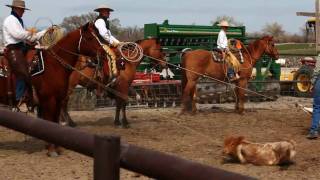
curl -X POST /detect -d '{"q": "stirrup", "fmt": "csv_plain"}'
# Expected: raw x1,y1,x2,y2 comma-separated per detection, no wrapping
106,77,117,87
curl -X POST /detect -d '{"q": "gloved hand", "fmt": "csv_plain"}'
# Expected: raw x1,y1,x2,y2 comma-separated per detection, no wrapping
27,27,37,35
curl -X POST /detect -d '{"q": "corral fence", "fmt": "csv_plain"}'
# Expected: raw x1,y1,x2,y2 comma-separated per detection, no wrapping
0,108,254,180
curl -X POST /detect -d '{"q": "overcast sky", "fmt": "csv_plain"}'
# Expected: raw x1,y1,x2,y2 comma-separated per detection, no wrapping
0,0,315,34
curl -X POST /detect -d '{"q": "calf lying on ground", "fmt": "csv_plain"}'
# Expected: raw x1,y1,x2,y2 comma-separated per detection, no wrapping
223,136,296,166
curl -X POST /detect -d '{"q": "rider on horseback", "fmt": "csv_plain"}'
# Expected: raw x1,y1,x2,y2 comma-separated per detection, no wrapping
94,4,122,84
3,0,47,109
217,20,240,81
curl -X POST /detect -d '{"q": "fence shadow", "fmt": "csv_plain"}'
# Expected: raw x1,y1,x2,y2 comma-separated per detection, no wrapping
0,137,44,154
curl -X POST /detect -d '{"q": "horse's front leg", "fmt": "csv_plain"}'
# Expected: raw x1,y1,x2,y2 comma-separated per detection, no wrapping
40,97,61,157
114,99,121,127
121,103,130,128
235,79,248,114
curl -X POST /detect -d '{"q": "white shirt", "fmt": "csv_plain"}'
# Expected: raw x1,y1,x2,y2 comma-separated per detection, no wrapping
94,18,119,45
3,15,46,46
217,29,228,49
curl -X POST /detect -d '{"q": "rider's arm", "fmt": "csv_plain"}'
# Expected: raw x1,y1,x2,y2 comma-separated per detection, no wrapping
4,16,46,43
94,19,120,46
3,16,32,41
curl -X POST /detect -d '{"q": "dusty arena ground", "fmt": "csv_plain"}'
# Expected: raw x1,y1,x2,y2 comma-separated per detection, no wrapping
0,96,319,179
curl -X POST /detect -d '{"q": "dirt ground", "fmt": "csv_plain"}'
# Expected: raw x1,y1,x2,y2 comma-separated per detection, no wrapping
0,96,319,180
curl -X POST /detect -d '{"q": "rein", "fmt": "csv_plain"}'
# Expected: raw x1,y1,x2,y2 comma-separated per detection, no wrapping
47,28,130,101
48,49,129,101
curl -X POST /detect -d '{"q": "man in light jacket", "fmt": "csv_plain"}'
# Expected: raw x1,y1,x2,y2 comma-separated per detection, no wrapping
3,0,46,108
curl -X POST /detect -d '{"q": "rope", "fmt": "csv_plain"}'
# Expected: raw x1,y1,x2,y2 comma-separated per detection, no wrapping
39,26,65,48
48,50,132,101
143,54,276,100
118,42,144,62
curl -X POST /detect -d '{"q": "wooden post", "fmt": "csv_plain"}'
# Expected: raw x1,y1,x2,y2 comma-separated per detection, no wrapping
94,135,120,180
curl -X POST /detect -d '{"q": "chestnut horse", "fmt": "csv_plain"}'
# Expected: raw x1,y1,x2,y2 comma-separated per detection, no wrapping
0,22,108,156
181,36,279,114
60,38,166,128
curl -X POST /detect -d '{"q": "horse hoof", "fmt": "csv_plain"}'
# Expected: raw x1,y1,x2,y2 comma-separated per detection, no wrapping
47,151,59,157
114,121,121,127
121,124,130,129
69,121,77,128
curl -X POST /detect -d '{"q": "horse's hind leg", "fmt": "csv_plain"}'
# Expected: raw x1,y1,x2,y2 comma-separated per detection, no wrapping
191,85,198,114
181,80,197,114
235,79,247,114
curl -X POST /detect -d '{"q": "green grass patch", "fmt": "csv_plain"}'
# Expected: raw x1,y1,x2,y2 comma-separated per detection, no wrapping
276,43,317,56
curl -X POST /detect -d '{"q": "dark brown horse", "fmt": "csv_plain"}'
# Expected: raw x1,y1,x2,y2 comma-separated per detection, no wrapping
0,22,108,156
60,38,166,128
181,36,279,114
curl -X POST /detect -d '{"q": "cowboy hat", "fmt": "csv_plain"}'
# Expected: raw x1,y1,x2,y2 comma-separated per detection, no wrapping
94,4,114,12
6,0,30,10
218,20,229,27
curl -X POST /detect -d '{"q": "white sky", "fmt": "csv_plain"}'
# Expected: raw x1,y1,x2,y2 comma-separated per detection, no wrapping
0,0,315,34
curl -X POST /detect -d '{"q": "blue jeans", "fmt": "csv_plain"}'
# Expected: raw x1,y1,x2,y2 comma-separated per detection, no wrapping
16,78,26,101
310,77,320,132
227,68,235,78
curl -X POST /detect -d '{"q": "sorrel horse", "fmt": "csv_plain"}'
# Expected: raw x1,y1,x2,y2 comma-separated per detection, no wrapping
0,22,108,156
60,38,166,128
180,36,279,114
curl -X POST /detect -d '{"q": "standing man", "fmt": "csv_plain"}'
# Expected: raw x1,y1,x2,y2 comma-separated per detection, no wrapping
217,20,240,81
94,4,122,83
3,0,46,108
307,55,320,139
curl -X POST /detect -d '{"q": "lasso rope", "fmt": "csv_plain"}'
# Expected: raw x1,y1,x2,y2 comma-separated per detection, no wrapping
118,42,144,62
144,54,277,101
39,26,65,48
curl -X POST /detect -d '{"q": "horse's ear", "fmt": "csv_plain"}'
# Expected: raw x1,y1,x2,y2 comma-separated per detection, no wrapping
82,22,90,32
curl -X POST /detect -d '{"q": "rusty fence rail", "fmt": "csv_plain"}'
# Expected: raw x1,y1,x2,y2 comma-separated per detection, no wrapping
0,108,254,180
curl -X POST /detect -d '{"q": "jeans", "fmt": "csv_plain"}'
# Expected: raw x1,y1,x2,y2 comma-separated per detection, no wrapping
16,78,26,101
227,68,235,78
310,76,320,132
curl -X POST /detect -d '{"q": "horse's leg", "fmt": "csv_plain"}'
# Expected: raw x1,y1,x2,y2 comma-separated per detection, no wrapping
191,85,198,114
181,80,197,114
121,103,130,128
235,79,248,114
41,98,60,157
114,98,121,127
61,71,80,127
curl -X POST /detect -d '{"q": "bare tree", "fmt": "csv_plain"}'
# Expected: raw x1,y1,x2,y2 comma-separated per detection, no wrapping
60,12,98,32
261,22,285,42
60,13,144,42
211,15,244,26
118,26,144,41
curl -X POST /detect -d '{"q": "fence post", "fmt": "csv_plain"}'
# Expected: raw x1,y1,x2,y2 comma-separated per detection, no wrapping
94,135,120,180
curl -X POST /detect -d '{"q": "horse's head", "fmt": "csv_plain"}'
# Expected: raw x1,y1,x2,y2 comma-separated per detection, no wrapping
137,38,167,68
78,22,106,58
262,36,279,60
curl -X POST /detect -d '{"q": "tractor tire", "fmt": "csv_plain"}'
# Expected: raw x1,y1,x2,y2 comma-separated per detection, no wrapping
293,65,313,97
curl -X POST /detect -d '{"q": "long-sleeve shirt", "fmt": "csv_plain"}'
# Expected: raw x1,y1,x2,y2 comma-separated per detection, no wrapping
311,56,320,85
3,15,46,46
217,29,228,49
94,18,119,46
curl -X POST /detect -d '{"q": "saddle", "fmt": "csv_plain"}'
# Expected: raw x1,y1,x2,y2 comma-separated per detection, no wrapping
0,48,45,78
211,39,244,64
